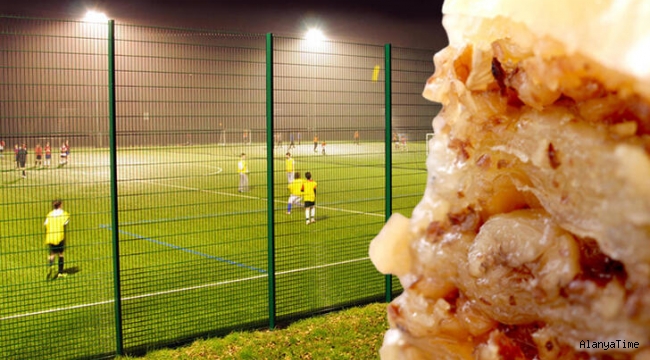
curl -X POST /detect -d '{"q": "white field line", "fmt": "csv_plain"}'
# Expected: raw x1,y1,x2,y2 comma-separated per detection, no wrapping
0,257,370,321
318,204,383,218
145,180,260,200
204,167,223,176
3,162,382,218
145,180,384,218
0,163,222,187
178,164,223,175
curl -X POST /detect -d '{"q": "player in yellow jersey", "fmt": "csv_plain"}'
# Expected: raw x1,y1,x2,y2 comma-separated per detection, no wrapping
286,172,304,215
237,153,249,192
285,152,295,183
44,199,70,280
301,172,317,224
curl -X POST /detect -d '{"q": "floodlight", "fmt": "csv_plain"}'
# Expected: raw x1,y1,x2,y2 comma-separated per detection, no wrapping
83,10,108,23
305,28,326,44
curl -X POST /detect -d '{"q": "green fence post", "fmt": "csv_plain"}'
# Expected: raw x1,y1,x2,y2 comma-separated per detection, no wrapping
384,43,393,303
108,19,124,355
266,32,276,330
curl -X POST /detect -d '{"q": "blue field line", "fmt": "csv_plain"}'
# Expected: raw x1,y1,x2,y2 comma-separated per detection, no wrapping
99,224,267,274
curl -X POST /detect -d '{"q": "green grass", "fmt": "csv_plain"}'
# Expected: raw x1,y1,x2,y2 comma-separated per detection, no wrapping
118,302,388,360
0,141,424,359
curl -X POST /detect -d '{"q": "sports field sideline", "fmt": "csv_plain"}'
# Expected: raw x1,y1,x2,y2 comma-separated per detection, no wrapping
0,140,426,359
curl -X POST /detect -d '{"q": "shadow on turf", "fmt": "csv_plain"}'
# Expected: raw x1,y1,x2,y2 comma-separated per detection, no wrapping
62,266,81,275
301,215,329,227
47,267,81,281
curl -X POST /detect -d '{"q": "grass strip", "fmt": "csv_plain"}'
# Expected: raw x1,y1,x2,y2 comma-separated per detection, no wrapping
119,303,388,359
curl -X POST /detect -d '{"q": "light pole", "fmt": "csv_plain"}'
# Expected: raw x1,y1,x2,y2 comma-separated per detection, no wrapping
83,11,108,148
303,28,326,144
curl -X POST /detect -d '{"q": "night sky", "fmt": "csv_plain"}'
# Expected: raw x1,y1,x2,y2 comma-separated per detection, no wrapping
0,0,447,49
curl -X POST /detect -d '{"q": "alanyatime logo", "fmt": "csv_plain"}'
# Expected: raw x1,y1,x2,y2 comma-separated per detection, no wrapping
579,340,640,351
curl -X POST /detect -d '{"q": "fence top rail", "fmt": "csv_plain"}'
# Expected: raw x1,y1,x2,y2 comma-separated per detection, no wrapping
0,14,265,37
0,15,438,55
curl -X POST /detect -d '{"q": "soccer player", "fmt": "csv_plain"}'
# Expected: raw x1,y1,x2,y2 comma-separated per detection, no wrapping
288,133,296,150
0,140,4,157
44,142,52,167
321,140,326,155
35,144,43,167
17,143,27,178
285,152,295,183
237,153,249,192
313,135,319,153
275,133,282,148
354,130,360,145
59,142,68,166
286,172,303,215
302,171,317,224
399,134,408,151
13,144,19,168
44,199,70,280
65,140,71,164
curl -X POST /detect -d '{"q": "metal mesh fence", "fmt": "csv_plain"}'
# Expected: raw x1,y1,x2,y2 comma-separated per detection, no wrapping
112,24,270,351
0,17,116,360
0,16,440,359
272,37,387,320
390,46,438,296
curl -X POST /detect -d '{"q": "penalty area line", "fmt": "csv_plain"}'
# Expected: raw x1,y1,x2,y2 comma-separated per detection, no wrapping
143,180,260,200
144,180,384,218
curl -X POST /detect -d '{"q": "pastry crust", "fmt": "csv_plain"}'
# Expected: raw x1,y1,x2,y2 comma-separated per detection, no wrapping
370,0,650,358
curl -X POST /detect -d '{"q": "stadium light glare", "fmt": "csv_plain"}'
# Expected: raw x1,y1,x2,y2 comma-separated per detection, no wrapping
305,28,326,44
82,10,108,147
303,28,326,141
82,10,109,23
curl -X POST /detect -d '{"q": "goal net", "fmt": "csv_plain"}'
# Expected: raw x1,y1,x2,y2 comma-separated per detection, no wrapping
426,133,435,155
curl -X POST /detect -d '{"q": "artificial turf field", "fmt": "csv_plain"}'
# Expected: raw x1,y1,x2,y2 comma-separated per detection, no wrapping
0,140,426,359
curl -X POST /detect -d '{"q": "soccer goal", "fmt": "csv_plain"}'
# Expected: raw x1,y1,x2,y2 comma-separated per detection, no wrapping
426,133,435,155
